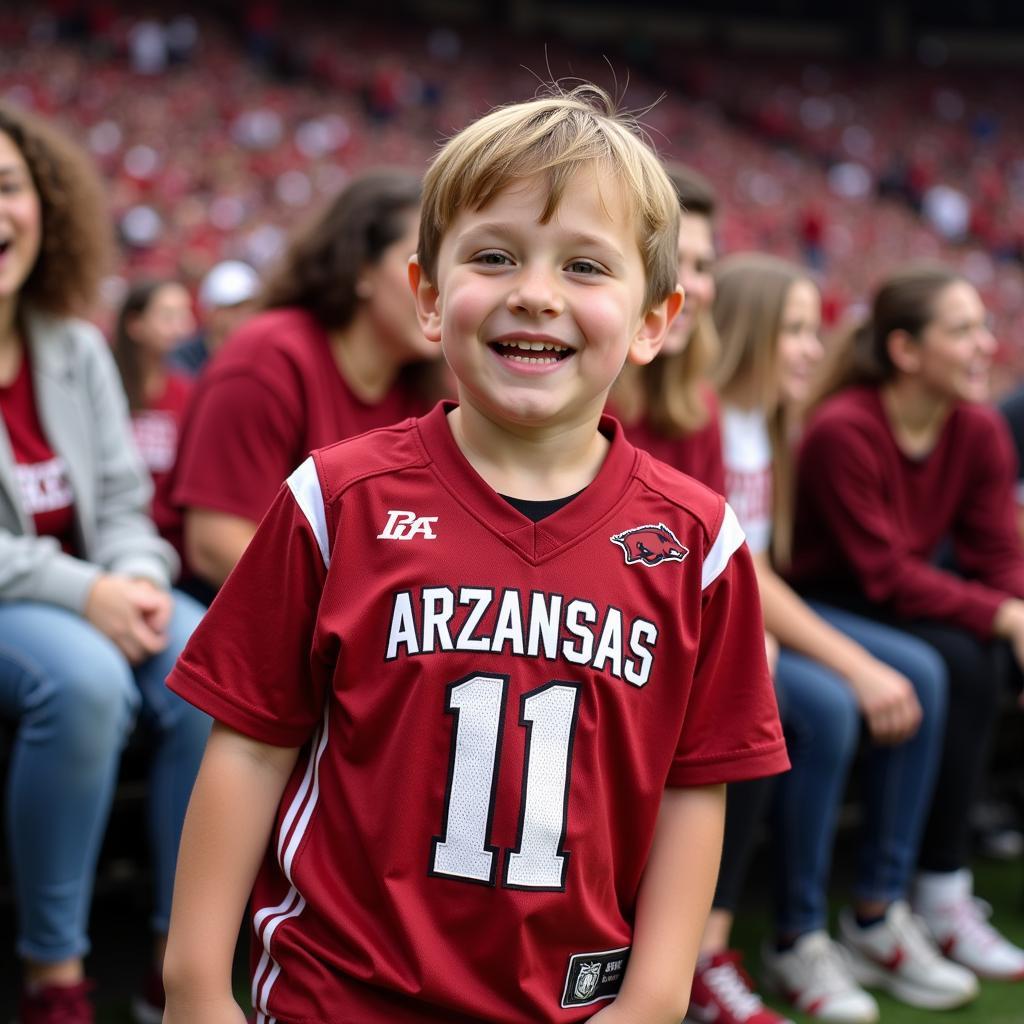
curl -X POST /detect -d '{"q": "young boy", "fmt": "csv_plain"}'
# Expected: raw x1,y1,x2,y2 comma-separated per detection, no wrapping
162,85,789,1024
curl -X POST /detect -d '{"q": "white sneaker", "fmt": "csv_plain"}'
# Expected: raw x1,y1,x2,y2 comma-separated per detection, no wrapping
761,931,879,1023
913,869,1024,981
838,901,978,1009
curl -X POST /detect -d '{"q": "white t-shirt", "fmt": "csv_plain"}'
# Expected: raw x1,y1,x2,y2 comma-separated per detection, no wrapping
721,405,773,556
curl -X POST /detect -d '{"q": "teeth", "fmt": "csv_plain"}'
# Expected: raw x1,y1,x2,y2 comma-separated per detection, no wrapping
506,353,561,363
503,339,568,352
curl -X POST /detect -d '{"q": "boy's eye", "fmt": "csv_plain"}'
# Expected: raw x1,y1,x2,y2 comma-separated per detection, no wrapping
473,251,512,267
566,259,603,275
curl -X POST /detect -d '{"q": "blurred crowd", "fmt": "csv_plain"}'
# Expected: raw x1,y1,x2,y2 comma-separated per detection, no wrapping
1,4,1023,385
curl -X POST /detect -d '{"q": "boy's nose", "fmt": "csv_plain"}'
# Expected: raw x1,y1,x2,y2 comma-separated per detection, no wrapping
507,267,564,317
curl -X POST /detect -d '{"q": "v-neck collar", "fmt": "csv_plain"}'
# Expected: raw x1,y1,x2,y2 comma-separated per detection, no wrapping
414,401,642,564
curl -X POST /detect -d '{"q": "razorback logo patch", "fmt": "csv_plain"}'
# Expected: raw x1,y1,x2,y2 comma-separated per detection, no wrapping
611,523,689,567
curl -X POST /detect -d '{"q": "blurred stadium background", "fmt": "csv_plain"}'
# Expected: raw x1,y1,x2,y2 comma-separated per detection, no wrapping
1,1,1023,1018
3,0,1024,384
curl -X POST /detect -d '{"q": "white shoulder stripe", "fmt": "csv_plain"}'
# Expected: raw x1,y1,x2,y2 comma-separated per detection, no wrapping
286,457,330,568
702,503,746,590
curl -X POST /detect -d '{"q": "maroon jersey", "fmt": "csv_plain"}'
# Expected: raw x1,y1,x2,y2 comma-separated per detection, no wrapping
169,403,787,1024
791,386,1024,636
617,386,727,496
131,372,192,555
0,349,76,552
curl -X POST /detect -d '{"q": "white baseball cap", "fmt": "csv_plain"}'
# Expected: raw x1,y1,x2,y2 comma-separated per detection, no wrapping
198,260,260,310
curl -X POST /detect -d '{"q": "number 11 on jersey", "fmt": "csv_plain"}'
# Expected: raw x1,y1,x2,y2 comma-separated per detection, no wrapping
431,674,581,891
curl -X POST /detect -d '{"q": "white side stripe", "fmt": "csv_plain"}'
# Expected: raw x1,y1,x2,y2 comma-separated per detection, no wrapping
287,457,330,568
251,706,331,1018
702,503,746,590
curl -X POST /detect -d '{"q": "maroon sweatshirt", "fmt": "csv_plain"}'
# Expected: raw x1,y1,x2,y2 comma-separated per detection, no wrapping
789,386,1024,637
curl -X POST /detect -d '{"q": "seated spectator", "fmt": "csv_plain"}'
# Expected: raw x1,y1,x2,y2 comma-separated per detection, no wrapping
792,261,1024,984
167,260,259,377
171,168,444,592
0,101,209,1023
112,279,195,561
699,254,969,1023
610,162,725,494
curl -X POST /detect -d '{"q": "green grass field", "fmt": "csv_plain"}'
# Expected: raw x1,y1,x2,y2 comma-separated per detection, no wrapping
86,858,1023,1023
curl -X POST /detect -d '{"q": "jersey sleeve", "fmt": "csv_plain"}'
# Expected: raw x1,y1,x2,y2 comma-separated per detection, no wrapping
172,369,304,524
167,457,332,746
668,504,789,787
802,415,1010,637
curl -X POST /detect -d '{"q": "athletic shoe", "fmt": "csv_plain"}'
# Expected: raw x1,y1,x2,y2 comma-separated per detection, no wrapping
912,869,1024,981
838,901,978,1009
17,980,94,1024
130,970,165,1024
686,950,794,1024
761,931,878,1023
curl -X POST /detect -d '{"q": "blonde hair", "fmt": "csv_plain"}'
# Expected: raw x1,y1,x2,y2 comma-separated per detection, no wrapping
418,84,680,313
713,252,815,568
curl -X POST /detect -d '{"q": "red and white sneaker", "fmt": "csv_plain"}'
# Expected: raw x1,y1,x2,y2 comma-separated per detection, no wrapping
687,950,794,1024
17,980,95,1024
913,869,1024,981
762,931,879,1023
839,901,978,1009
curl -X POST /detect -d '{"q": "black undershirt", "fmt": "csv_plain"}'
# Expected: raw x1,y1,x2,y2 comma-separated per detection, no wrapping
500,489,585,522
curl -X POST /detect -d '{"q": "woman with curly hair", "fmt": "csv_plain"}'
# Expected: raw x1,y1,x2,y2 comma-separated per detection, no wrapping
171,168,444,595
0,102,209,1023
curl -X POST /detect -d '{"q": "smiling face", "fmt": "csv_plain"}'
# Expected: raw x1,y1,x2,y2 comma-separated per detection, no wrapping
911,280,995,404
776,277,823,406
412,167,677,435
0,130,42,311
661,211,715,356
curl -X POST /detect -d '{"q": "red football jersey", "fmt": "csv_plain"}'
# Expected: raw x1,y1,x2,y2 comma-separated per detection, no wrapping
169,403,787,1024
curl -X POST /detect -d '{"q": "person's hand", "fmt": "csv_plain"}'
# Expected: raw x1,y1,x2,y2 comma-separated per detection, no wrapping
845,655,922,745
131,576,174,635
83,574,170,664
587,999,679,1024
994,599,1024,688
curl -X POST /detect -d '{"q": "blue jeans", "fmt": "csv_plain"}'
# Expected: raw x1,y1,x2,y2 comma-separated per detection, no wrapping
772,603,947,936
0,592,210,963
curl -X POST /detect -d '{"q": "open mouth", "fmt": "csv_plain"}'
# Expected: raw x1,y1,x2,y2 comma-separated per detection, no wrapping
489,339,573,365
0,240,10,258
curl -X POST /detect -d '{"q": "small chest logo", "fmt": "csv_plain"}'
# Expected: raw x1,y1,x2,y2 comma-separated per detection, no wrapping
377,509,439,540
611,523,688,567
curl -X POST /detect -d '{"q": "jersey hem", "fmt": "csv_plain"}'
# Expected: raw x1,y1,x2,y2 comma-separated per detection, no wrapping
667,739,789,787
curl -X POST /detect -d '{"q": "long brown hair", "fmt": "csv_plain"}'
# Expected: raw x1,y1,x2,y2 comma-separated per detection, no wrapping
0,102,111,317
811,262,963,407
713,252,814,568
260,168,421,329
260,167,443,403
638,163,720,436
112,279,167,412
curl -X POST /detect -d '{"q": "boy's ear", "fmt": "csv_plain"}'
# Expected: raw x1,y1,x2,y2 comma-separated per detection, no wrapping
408,255,443,344
627,285,685,366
